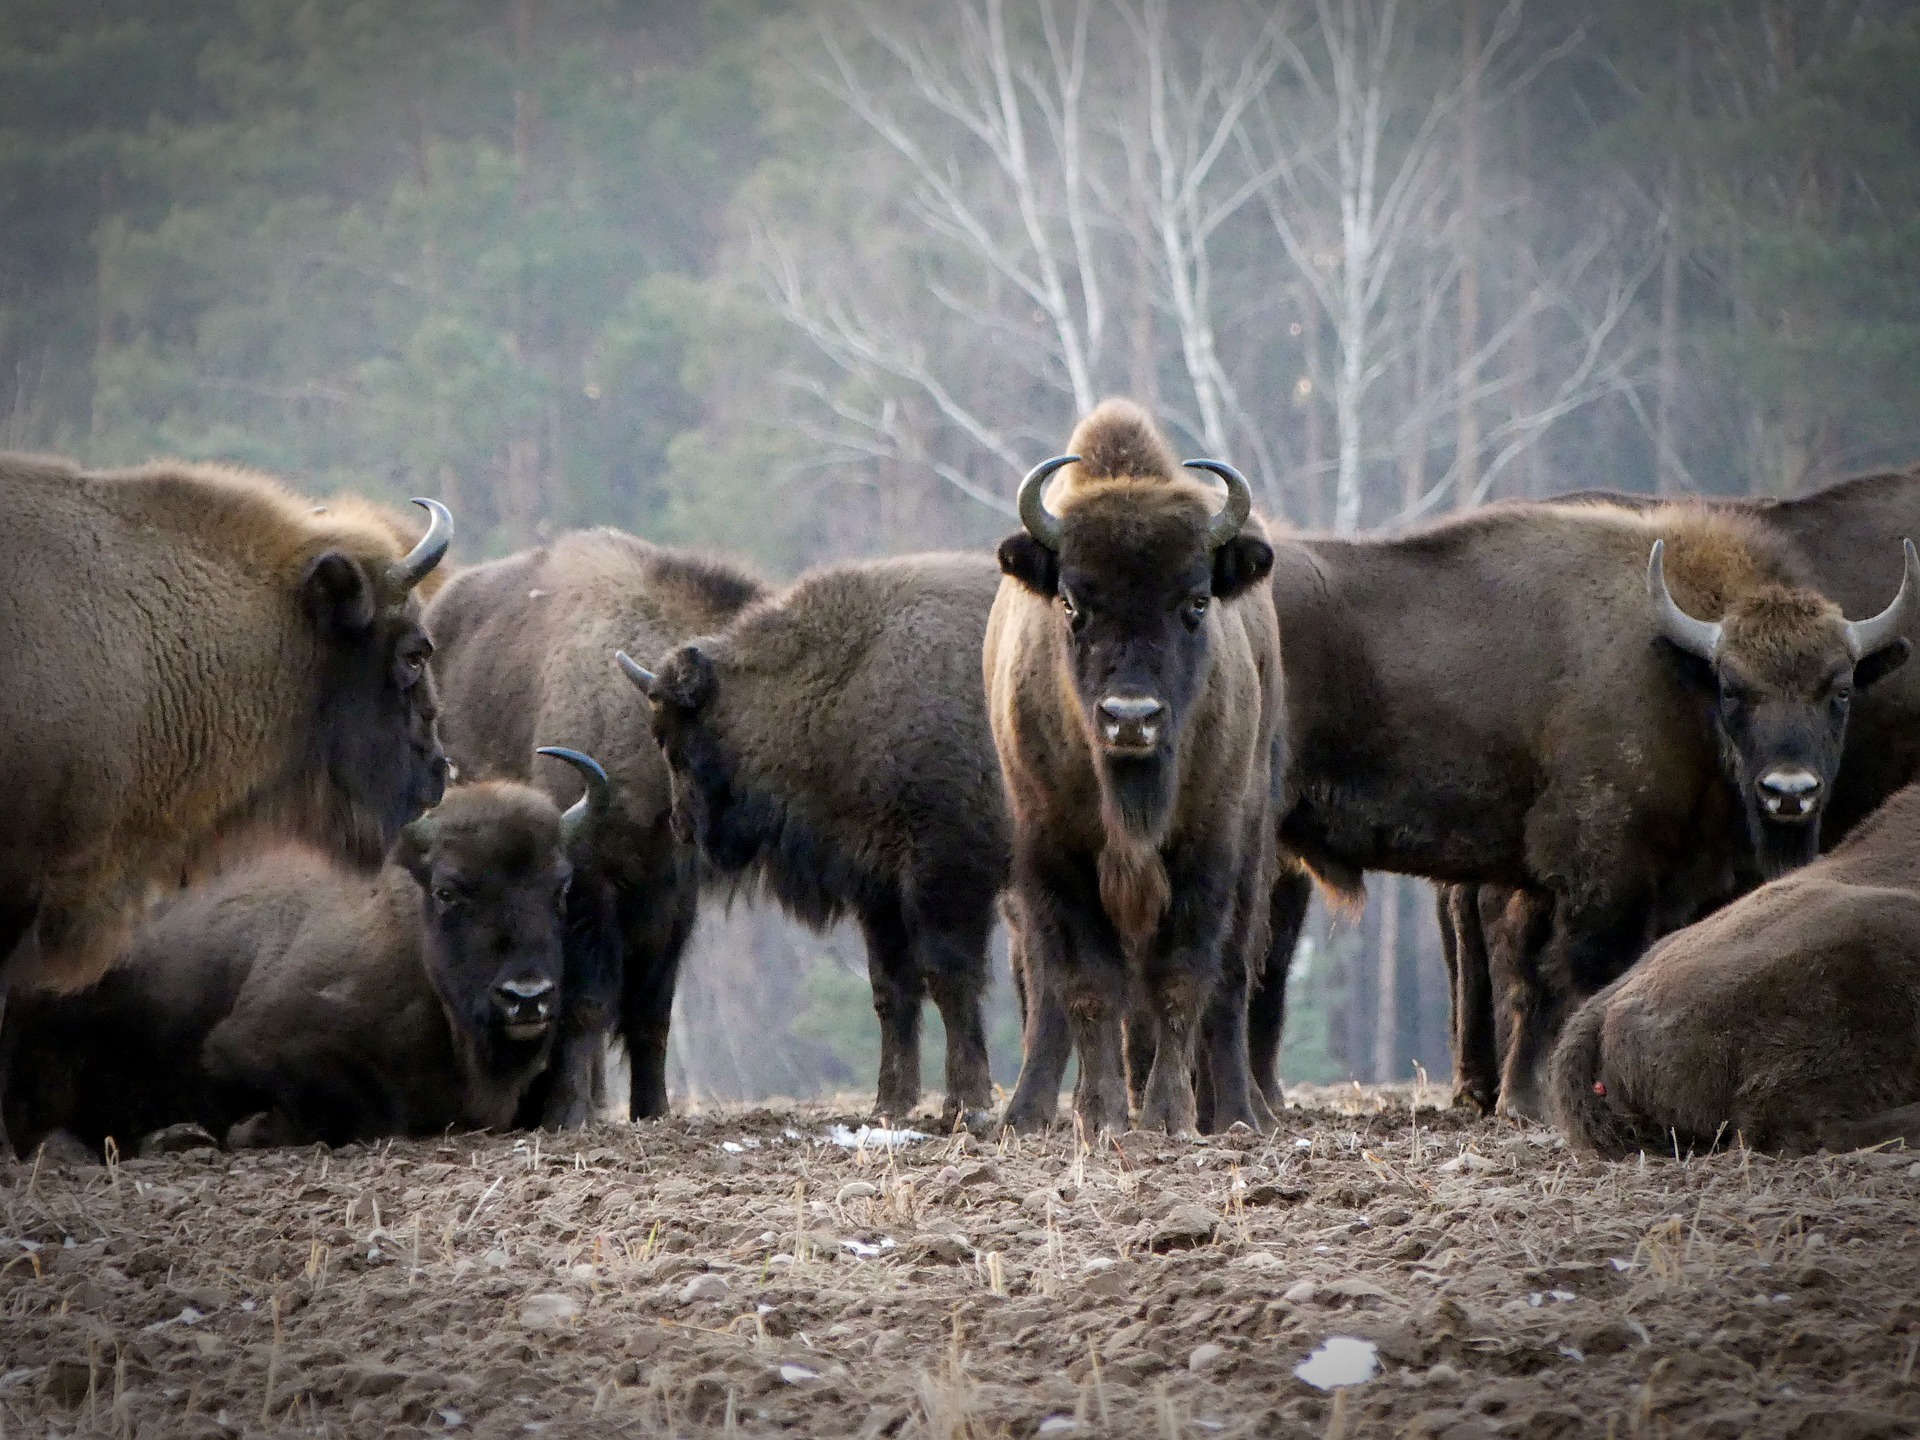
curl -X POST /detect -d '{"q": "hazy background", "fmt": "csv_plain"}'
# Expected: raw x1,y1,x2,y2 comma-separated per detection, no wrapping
5,0,1918,1101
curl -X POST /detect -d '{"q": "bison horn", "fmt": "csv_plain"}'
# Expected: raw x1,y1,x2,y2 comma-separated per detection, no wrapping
1646,540,1722,661
536,746,611,851
391,498,453,592
1183,459,1254,547
614,649,659,699
1842,539,1920,661
1017,455,1078,551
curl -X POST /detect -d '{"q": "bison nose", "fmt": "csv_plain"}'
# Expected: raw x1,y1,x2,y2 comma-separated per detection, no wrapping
492,976,556,1029
1096,694,1164,753
1758,766,1822,822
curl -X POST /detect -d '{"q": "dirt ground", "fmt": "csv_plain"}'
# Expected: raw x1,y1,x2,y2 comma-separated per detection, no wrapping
3,1085,1918,1439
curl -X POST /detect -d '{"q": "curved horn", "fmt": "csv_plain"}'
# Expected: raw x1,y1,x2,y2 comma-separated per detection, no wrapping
614,649,659,699
1646,540,1721,661
1017,455,1078,551
1843,538,1920,660
391,498,453,591
536,746,611,851
1183,459,1253,547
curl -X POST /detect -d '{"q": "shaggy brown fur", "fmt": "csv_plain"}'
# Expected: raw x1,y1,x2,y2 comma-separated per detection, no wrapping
1271,489,1914,1120
198,782,576,1146
988,399,1283,1136
1551,782,1920,1157
640,553,1006,1128
426,529,768,1121
0,452,450,1002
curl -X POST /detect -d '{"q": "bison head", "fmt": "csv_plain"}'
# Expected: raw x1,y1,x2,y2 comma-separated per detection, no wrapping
1649,537,1918,876
616,646,766,870
305,498,454,859
394,756,606,1065
997,452,1273,787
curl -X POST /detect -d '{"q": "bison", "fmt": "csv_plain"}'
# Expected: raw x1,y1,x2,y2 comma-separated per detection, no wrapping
1438,468,1920,1116
0,454,452,1152
1264,497,1917,1119
986,399,1284,1136
1551,781,1920,1157
425,529,768,1121
619,552,1005,1128
3,753,610,1155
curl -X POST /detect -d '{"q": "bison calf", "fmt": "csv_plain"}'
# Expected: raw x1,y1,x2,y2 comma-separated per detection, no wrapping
622,552,1005,1129
1552,783,1920,1157
987,399,1283,1136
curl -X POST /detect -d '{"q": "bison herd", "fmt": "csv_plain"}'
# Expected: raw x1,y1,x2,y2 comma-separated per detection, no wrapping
5,406,1920,1163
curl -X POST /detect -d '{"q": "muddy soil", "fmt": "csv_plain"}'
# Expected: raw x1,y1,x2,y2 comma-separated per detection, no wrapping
3,1086,1918,1438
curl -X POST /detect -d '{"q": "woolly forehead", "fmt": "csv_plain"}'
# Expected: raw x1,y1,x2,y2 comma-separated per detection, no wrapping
1050,477,1229,586
411,784,565,872
1718,588,1852,682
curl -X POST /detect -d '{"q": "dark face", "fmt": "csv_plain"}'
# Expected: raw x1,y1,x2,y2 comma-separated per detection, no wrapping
999,497,1273,782
645,645,765,871
398,796,570,1055
304,553,449,860
1677,606,1909,876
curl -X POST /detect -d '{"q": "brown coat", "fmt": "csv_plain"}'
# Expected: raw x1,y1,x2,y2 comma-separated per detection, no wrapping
1551,783,1920,1157
0,453,449,994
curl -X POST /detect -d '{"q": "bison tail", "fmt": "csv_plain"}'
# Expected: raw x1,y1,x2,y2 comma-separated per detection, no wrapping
1547,994,1641,1159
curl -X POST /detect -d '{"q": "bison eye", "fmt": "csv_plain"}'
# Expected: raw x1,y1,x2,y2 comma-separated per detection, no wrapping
1058,591,1079,621
432,883,463,909
1183,594,1210,630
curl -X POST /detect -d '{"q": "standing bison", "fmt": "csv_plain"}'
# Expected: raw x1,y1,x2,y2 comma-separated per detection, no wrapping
1265,498,1917,1118
5,752,610,1154
0,454,451,1150
621,552,1005,1129
1552,782,1920,1157
426,530,767,1121
987,399,1283,1136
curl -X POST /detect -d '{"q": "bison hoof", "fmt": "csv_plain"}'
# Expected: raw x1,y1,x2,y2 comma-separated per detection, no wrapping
137,1122,221,1158
943,1105,996,1137
1451,1083,1496,1115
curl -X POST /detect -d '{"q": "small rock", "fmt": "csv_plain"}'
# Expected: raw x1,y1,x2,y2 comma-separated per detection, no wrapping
679,1273,730,1303
1188,1342,1227,1373
1021,1188,1060,1214
1294,1335,1379,1390
956,1161,999,1187
1233,1250,1284,1271
836,1181,877,1205
137,1123,222,1158
1081,1263,1131,1299
519,1294,578,1329
1283,1280,1319,1304
907,1233,972,1265
1146,1203,1219,1252
1437,1151,1497,1175
1423,1362,1461,1388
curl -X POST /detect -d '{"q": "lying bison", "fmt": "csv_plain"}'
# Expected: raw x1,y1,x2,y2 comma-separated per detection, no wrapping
1267,499,1917,1118
427,530,767,1121
4,754,610,1155
621,552,1005,1128
1552,782,1920,1157
987,399,1283,1135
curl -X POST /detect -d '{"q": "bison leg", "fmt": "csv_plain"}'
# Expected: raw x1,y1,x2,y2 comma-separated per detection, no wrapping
858,900,925,1121
1501,894,1639,1121
0,901,39,1160
1065,973,1131,1138
1816,1103,1920,1155
1135,977,1203,1137
1002,937,1071,1134
915,922,993,1131
1441,885,1498,1114
1248,867,1311,1111
616,870,697,1122
1124,1006,1157,1112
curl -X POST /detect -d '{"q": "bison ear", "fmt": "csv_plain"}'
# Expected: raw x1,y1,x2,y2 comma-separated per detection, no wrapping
1211,535,1274,601
998,534,1058,598
657,645,716,714
1856,637,1912,691
302,551,378,639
